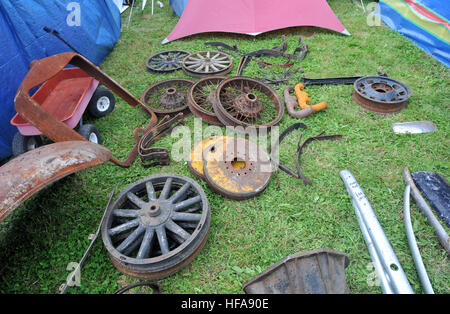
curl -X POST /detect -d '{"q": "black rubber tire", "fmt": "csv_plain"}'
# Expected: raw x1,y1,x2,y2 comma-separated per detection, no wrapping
78,124,102,144
87,87,115,118
11,132,43,157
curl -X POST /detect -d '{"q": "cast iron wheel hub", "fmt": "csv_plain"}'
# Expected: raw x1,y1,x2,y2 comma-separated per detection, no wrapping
140,78,195,115
232,93,263,119
102,174,211,280
352,76,410,113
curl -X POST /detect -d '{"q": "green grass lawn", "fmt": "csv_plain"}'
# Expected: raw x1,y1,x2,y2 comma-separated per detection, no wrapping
0,0,448,294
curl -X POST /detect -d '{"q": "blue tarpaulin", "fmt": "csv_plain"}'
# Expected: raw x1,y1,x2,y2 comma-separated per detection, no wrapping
0,0,121,161
169,0,188,17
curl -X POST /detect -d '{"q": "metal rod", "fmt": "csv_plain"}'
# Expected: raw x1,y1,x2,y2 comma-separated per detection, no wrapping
403,185,434,294
60,185,117,294
402,167,450,255
340,170,414,294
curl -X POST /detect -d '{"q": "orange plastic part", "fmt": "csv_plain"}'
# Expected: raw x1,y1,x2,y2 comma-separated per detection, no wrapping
294,83,328,113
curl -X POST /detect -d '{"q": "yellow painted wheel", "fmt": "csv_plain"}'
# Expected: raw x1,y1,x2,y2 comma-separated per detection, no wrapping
187,136,228,180
203,137,272,200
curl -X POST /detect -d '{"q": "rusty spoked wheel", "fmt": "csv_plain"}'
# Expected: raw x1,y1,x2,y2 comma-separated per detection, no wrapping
101,174,211,280
188,76,227,125
203,137,272,200
140,79,195,115
146,50,190,73
213,77,284,132
182,51,233,78
352,76,410,113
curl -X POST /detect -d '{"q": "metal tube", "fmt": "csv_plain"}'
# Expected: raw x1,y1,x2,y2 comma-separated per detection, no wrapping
340,170,414,294
403,185,434,294
402,167,450,255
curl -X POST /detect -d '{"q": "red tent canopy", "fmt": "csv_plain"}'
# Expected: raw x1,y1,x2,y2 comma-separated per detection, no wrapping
162,0,349,44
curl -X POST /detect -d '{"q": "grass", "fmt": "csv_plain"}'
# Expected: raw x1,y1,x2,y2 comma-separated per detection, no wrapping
0,0,449,294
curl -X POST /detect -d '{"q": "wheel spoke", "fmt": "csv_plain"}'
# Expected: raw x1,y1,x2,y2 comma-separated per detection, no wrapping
169,182,191,203
172,212,202,222
108,219,140,236
113,209,139,218
136,228,155,259
146,181,157,200
159,178,173,200
116,225,145,253
156,226,169,255
127,192,147,208
165,219,191,241
173,195,202,211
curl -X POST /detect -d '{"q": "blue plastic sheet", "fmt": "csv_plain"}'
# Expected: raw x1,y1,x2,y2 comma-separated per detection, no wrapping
169,0,188,17
0,0,121,160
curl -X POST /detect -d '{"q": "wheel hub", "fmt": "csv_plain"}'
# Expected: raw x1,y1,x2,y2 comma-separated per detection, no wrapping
139,201,170,225
160,88,185,110
232,93,263,119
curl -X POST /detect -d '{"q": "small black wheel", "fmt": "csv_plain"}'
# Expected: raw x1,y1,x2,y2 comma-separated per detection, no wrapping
87,88,116,118
12,132,42,156
78,124,102,144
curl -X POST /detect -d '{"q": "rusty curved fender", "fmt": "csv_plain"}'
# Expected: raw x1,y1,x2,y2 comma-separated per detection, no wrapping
0,141,111,222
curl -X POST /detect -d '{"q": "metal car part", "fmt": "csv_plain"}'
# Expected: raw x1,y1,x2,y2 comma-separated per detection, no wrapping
188,136,228,180
403,185,434,294
13,52,158,167
101,174,211,279
213,76,284,132
243,248,350,294
340,170,414,294
352,76,410,113
187,76,227,125
392,121,437,134
60,185,117,294
403,167,450,255
182,51,233,78
202,137,272,200
140,78,195,115
0,141,111,222
146,50,190,73
138,113,184,168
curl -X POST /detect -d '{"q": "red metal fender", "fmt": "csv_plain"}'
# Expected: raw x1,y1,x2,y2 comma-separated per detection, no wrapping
0,141,111,222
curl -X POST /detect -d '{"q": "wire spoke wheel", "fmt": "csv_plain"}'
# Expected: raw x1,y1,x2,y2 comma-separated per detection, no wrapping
102,174,211,279
140,78,195,115
182,51,233,78
188,76,227,125
146,50,190,73
213,77,284,131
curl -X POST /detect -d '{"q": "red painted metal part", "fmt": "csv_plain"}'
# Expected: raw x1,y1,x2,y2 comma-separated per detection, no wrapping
0,141,112,222
14,52,158,166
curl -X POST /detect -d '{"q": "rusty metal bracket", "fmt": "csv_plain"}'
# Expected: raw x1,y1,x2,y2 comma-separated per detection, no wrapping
14,52,158,167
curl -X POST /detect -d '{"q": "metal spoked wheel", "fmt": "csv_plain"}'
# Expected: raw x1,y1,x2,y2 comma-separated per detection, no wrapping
102,174,211,280
146,50,190,73
188,76,227,125
352,76,411,113
213,76,284,132
182,51,233,78
140,78,195,115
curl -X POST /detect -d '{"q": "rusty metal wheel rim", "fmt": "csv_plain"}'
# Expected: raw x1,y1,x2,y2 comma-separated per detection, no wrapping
352,76,410,113
202,137,272,200
146,50,190,73
213,77,284,130
182,51,233,78
140,79,195,115
101,174,210,279
188,76,227,125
